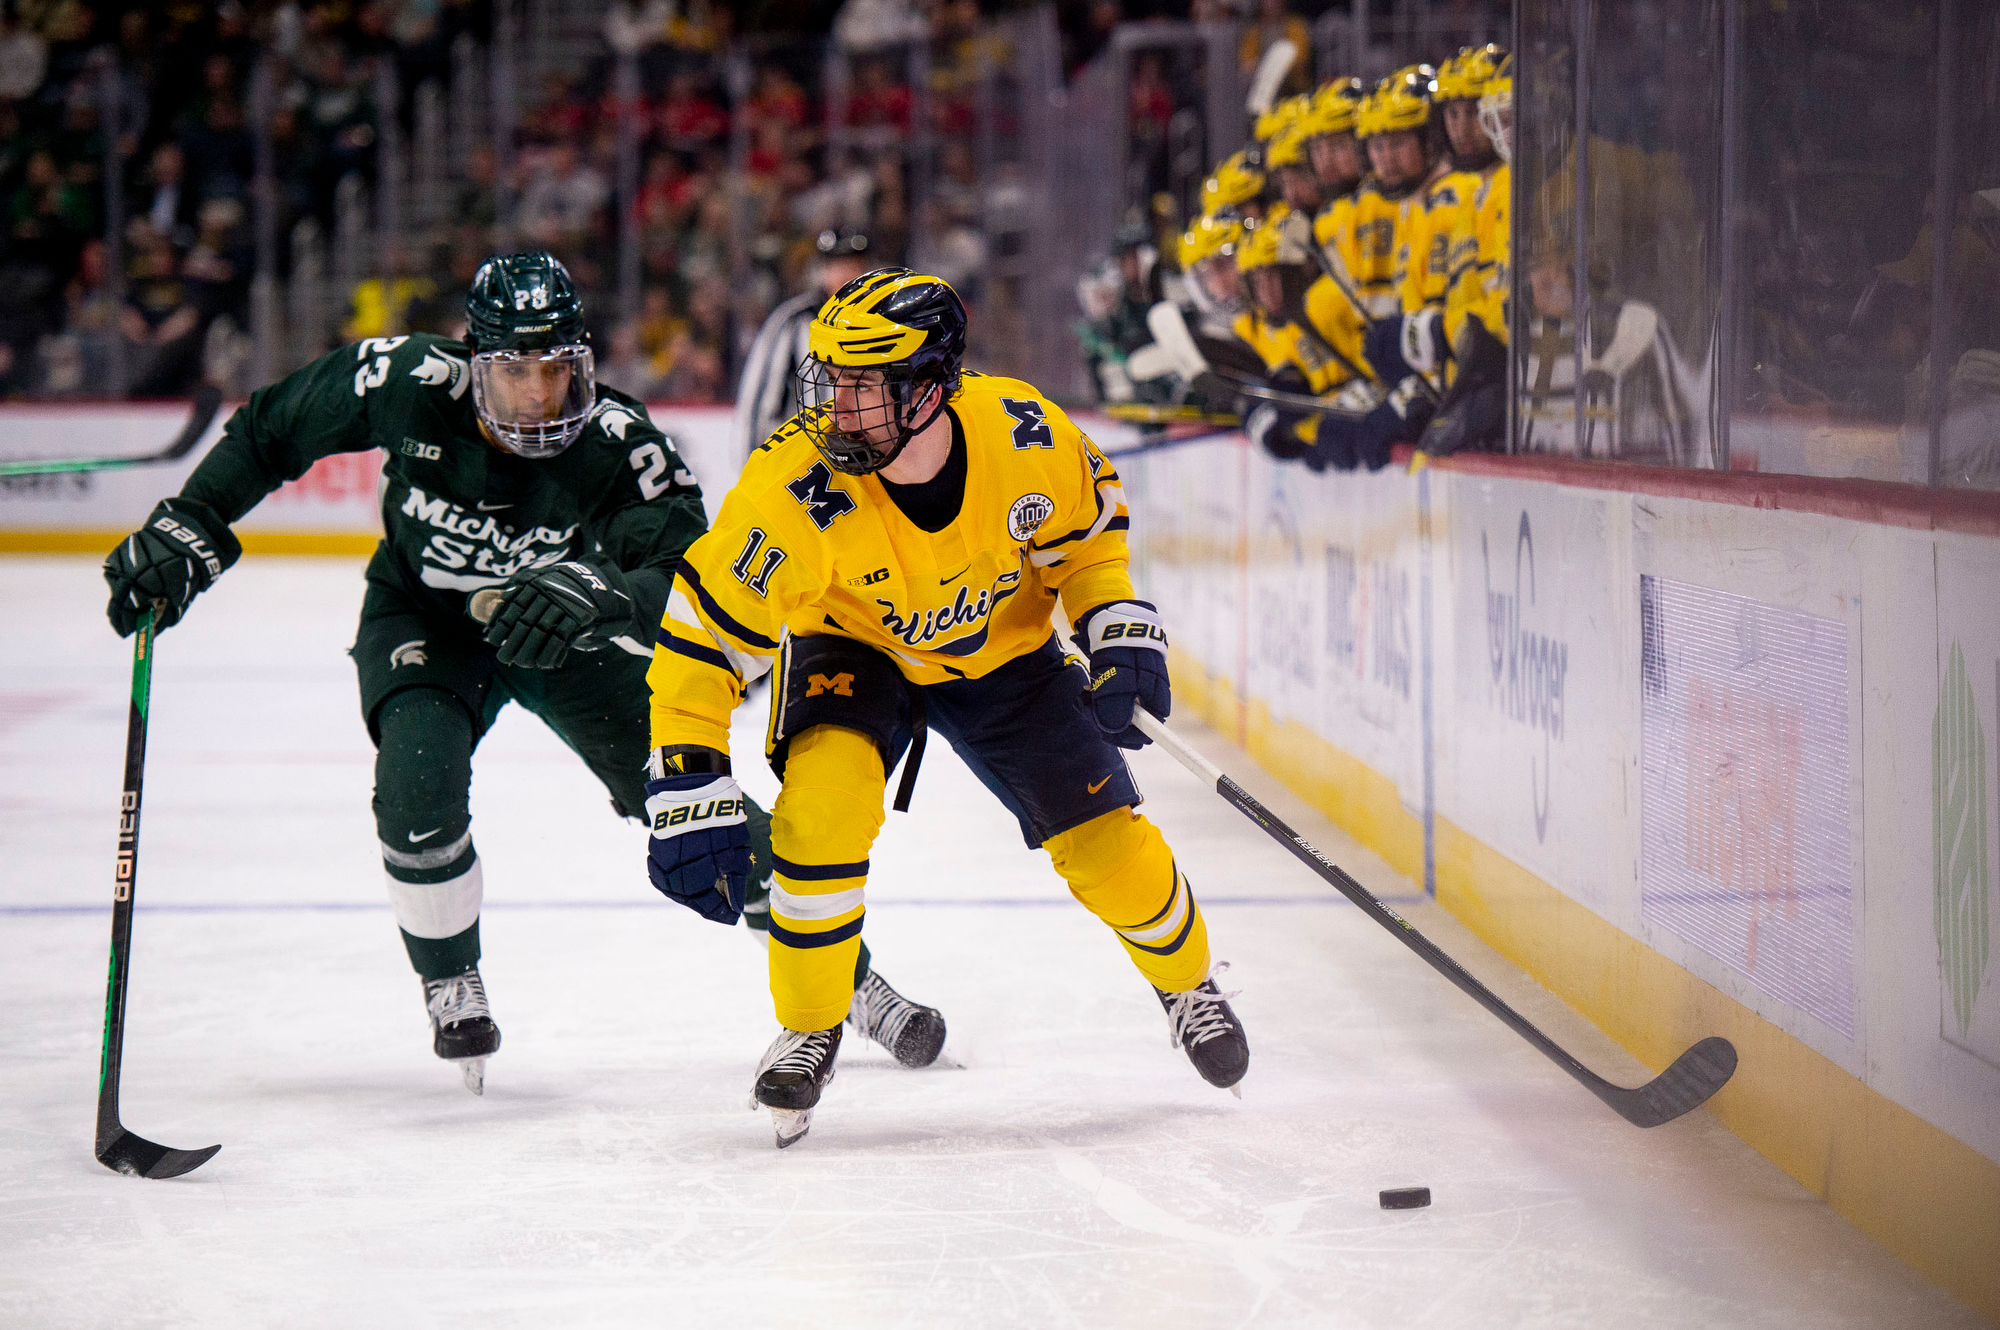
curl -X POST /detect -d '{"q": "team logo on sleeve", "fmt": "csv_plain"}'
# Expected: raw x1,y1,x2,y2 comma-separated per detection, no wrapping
1007,493,1054,542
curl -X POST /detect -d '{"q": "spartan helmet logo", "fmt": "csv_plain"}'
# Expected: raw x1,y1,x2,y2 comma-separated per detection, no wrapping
390,639,429,669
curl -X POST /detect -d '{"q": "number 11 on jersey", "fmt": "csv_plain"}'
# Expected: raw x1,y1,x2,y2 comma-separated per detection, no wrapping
732,528,786,597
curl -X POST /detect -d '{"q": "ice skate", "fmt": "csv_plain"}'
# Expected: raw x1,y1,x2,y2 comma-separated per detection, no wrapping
847,971,947,1068
1156,962,1248,1095
751,1025,841,1148
424,969,501,1095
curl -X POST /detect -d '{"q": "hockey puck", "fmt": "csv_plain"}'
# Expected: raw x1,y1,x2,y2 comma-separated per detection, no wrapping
468,587,504,624
1379,1186,1430,1210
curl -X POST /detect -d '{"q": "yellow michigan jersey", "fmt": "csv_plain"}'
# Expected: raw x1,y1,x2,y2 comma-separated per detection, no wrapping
1445,162,1510,350
1302,275,1371,381
1395,167,1478,316
1231,307,1348,394
1315,185,1402,319
648,371,1135,752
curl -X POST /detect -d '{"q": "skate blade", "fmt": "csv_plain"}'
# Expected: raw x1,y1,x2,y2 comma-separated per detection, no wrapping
1229,1082,1242,1100
770,1106,813,1149
455,1057,487,1096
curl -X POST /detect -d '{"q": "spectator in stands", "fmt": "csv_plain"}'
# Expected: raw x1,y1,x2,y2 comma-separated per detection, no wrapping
657,70,726,149
517,140,608,249
0,8,47,103
120,220,207,396
140,142,197,252
833,0,926,54
177,55,255,207
604,0,672,56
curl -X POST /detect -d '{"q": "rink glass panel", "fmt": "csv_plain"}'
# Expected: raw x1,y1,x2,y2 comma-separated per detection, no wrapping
1512,0,2000,491
1724,0,1939,482
1512,0,1578,454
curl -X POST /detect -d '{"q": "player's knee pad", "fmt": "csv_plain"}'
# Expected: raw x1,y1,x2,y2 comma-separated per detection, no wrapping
1047,809,1210,991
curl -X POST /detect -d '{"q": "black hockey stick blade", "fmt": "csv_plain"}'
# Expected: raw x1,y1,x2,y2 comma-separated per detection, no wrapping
1588,1035,1738,1129
97,1130,221,1180
0,384,224,477
1132,708,1739,1128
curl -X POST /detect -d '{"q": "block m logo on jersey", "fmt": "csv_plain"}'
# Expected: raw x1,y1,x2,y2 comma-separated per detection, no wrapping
807,672,855,697
786,462,857,532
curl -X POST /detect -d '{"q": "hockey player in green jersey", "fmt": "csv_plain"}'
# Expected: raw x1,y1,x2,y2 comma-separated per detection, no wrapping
101,252,946,1093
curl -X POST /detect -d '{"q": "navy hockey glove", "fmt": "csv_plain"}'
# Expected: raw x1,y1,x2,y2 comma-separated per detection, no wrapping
1074,600,1170,749
644,752,750,926
1356,376,1437,471
103,497,241,637
483,559,638,669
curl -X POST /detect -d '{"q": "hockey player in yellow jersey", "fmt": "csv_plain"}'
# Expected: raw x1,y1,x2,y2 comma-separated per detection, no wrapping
1424,52,1514,455
1312,65,1448,468
643,269,1249,1146
1401,46,1507,389
1227,218,1382,469
1310,79,1377,304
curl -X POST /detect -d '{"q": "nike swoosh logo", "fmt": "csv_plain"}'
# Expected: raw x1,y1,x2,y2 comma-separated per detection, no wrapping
1087,776,1111,795
476,501,512,511
940,565,970,585
408,827,444,843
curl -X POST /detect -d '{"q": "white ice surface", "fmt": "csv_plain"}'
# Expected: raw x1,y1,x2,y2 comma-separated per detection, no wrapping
0,556,1981,1329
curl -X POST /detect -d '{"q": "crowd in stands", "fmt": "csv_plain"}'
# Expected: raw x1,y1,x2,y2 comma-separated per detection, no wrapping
0,0,1093,402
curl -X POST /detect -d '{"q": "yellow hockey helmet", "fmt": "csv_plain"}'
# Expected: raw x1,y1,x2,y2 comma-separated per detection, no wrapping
1433,44,1507,103
1179,213,1243,269
1253,93,1310,145
1297,76,1366,139
1200,153,1266,217
1359,64,1434,137
798,267,967,474
1265,120,1311,171
1234,219,1283,273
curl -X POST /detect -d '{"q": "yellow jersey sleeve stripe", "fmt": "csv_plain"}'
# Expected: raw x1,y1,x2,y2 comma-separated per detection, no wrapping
666,586,773,682
678,561,781,652
653,623,736,676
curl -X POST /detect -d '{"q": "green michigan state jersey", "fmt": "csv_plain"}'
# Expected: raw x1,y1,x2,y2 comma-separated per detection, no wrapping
179,333,707,626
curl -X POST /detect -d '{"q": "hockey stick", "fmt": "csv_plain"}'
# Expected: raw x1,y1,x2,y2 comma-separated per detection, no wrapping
1132,708,1738,1128
1,385,224,478
96,604,221,1179
1146,304,1372,420
1246,40,1297,118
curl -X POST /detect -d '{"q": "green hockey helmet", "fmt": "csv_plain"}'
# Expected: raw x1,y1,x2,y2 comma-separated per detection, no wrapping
464,252,595,458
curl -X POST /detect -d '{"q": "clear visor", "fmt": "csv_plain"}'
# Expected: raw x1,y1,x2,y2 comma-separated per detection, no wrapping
1186,253,1244,326
470,346,596,458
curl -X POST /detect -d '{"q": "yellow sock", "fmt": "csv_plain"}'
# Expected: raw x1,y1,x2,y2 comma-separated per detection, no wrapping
1046,809,1211,993
768,725,885,1030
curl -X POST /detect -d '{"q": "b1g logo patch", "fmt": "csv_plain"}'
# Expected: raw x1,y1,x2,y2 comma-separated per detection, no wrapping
1008,493,1054,542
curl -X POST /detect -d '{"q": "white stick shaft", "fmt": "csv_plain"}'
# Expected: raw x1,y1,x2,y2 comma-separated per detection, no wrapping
1134,708,1225,785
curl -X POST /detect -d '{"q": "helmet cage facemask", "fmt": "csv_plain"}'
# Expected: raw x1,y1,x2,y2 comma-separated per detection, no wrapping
795,355,955,476
470,345,596,459
1478,91,1513,164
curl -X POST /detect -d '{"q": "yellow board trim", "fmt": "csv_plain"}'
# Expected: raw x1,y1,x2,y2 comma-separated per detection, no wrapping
1169,644,2000,1326
1,531,378,556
